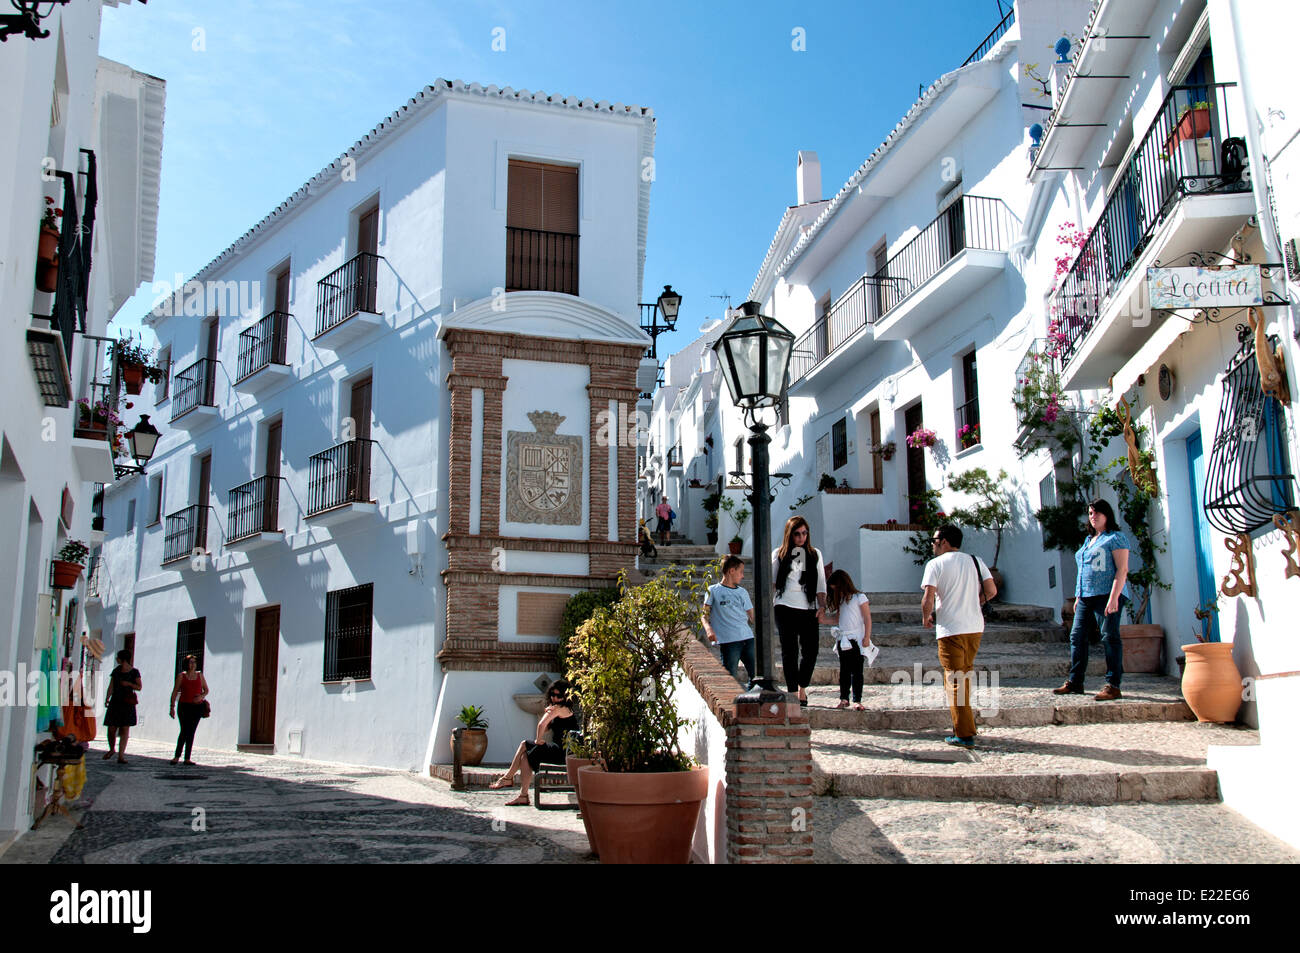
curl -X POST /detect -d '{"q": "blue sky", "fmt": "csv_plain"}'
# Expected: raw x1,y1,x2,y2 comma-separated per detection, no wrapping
102,0,1010,355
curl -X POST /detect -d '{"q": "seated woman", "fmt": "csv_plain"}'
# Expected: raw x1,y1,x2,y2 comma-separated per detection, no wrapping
489,680,578,806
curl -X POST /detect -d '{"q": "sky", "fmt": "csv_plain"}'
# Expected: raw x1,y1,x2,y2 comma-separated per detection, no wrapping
101,0,1013,356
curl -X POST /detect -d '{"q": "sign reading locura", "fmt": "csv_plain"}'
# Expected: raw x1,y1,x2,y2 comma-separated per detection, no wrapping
1147,264,1263,310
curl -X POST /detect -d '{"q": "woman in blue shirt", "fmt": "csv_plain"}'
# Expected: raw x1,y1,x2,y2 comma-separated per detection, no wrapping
1054,498,1130,701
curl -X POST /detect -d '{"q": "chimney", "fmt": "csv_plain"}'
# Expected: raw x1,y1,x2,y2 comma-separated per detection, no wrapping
797,151,821,205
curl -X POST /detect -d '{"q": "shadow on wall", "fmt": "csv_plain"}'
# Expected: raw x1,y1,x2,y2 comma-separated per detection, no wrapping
1231,595,1259,728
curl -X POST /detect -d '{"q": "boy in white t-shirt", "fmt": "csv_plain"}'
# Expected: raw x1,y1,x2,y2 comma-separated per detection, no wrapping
921,524,996,748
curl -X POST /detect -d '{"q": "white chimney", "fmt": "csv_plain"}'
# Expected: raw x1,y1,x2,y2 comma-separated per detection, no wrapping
797,151,821,205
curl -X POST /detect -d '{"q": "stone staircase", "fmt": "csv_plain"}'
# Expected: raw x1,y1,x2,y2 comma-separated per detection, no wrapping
639,551,1261,808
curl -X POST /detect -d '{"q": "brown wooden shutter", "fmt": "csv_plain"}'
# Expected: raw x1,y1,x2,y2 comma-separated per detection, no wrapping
543,164,578,234
507,160,545,230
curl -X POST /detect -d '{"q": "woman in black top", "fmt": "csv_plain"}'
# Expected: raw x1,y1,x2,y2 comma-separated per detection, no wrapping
102,650,142,764
490,679,579,806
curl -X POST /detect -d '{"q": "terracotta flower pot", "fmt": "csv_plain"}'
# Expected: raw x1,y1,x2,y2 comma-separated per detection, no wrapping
1121,624,1164,674
451,728,488,766
121,363,145,395
51,560,85,590
1062,597,1077,628
578,765,707,864
38,225,59,264
728,540,743,555
987,566,1005,600
1180,642,1242,723
36,258,58,293
566,756,599,856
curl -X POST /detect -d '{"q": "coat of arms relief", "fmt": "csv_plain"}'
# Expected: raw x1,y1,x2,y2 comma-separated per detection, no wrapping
505,411,584,525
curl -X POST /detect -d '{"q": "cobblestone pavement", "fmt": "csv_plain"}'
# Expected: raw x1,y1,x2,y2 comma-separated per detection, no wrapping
1,739,595,865
814,797,1300,863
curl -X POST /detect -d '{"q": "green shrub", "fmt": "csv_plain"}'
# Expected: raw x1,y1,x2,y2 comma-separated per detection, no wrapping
558,587,620,675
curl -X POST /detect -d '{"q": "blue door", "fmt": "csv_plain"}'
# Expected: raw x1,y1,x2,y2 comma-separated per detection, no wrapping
1185,431,1220,641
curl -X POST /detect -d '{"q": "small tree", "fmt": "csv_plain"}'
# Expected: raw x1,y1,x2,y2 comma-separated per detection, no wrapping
946,468,1015,569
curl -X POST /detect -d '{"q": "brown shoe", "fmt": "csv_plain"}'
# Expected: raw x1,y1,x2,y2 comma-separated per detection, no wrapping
1052,682,1084,695
1094,684,1122,701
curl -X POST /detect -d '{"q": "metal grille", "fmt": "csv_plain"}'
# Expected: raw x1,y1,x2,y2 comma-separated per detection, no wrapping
237,310,289,380
175,618,206,677
324,584,373,681
316,252,381,335
307,439,374,515
960,5,1015,68
955,396,981,449
506,226,579,295
1052,83,1248,367
1204,330,1296,534
228,475,279,541
163,504,207,564
171,358,218,420
86,554,101,598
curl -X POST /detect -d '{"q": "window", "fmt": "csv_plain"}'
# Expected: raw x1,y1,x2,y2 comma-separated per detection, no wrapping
957,350,981,449
157,346,170,400
506,159,579,294
121,633,136,663
325,583,373,681
147,473,163,525
126,498,136,530
175,617,205,676
832,417,848,471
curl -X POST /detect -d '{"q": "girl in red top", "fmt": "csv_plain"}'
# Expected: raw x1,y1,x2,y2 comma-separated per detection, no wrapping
169,655,209,765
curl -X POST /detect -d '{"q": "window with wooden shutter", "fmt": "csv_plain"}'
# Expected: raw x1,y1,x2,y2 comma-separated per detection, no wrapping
176,617,206,676
506,160,579,294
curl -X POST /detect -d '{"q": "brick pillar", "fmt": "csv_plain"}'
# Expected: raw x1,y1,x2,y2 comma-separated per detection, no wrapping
725,696,814,864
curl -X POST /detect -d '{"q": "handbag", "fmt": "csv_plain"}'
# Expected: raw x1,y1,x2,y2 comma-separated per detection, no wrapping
970,554,991,619
199,700,211,718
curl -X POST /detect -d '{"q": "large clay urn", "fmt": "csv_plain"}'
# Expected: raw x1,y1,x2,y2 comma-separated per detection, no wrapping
1180,642,1242,723
578,765,707,864
451,727,488,766
566,756,598,856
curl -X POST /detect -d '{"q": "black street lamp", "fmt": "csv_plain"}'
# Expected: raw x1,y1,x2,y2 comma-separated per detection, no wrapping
114,414,161,479
711,301,794,700
639,284,682,364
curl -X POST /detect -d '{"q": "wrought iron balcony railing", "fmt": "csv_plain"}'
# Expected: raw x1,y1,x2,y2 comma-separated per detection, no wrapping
955,396,981,450
307,439,374,516
506,226,579,295
667,446,683,469
171,358,218,420
237,310,289,380
228,475,280,541
960,4,1015,68
316,252,381,336
86,555,101,598
163,504,208,564
1050,83,1248,369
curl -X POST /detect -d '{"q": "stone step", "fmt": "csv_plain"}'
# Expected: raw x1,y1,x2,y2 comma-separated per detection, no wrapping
803,676,1192,730
808,642,1101,685
821,623,1065,649
811,721,1259,803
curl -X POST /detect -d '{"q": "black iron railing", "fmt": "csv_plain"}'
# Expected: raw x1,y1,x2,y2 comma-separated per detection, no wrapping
163,504,208,564
237,311,289,380
48,151,96,363
324,583,373,681
86,555,101,598
316,252,381,336
228,475,279,541
955,397,981,449
667,446,683,468
307,439,374,516
171,358,218,420
91,483,105,533
961,5,1015,68
506,226,579,295
1051,83,1248,368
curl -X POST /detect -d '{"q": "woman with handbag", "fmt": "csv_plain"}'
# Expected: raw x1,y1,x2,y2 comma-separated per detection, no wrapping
169,654,209,765
102,650,142,764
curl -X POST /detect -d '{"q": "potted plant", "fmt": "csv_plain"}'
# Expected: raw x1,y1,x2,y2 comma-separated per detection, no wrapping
75,398,123,440
719,497,750,554
869,440,897,461
113,339,162,396
451,704,489,766
52,540,89,589
906,426,938,450
567,563,713,864
1165,100,1212,154
36,198,62,292
957,423,981,450
817,472,837,491
946,467,1014,597
701,491,721,546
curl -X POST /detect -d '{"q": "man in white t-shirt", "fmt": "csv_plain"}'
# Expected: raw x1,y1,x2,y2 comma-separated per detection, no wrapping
921,524,997,748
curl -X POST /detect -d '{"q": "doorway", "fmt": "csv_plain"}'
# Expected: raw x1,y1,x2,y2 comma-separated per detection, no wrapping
904,402,926,522
1185,432,1220,640
250,606,280,745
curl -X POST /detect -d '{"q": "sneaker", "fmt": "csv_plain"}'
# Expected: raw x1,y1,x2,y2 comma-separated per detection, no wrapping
1094,684,1122,701
1052,682,1084,695
944,735,976,749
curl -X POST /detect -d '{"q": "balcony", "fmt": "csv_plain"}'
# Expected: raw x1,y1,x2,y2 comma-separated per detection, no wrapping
234,311,291,394
667,446,683,469
1012,338,1066,451
959,4,1014,68
955,396,981,452
872,195,1017,341
314,252,384,350
90,484,106,544
225,475,283,552
85,555,102,604
506,226,578,295
790,274,898,386
1051,83,1255,390
306,439,377,525
170,358,220,429
72,379,118,485
162,504,209,566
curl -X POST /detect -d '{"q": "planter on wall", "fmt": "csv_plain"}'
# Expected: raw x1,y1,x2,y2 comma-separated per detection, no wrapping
1121,624,1164,674
121,363,145,395
1180,641,1242,723
51,560,85,589
577,765,707,864
38,225,59,263
1165,106,1212,153
36,258,59,293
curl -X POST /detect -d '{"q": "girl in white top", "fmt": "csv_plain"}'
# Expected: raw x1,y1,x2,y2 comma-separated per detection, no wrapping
818,569,874,710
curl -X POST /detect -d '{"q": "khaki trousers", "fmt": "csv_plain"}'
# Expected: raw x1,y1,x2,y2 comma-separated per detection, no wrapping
935,632,982,738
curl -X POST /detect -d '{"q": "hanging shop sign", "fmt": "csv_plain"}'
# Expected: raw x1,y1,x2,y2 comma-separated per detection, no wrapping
1148,264,1263,310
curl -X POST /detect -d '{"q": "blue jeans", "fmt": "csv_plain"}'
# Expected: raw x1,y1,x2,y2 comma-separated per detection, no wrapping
719,638,756,685
1068,594,1125,687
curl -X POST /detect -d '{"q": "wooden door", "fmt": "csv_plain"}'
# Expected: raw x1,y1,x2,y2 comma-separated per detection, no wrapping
197,455,212,549
357,206,379,312
904,403,926,523
274,266,291,313
350,377,372,499
204,318,219,403
250,606,279,745
264,421,281,531
869,409,883,489
272,266,291,364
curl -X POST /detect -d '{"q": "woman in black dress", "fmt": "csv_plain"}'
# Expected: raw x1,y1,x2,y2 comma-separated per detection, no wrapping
489,679,578,806
102,650,142,764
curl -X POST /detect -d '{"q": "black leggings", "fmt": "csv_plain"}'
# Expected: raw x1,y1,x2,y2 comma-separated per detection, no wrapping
175,702,203,760
775,604,820,692
838,643,864,702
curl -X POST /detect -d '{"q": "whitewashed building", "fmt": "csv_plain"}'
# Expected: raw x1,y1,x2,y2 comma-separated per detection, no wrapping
0,0,164,841
92,80,655,772
1027,0,1300,847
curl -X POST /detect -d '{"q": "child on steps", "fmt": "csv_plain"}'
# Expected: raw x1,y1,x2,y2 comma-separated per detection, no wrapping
818,569,875,710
